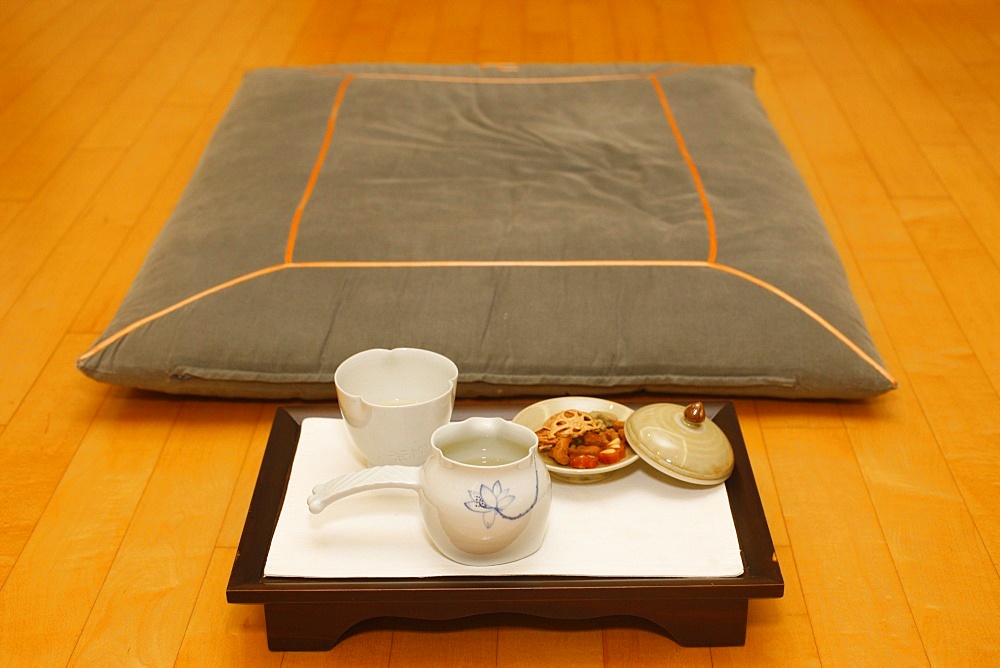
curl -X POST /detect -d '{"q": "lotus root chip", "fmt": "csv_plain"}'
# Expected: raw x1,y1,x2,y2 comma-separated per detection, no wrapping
541,410,599,438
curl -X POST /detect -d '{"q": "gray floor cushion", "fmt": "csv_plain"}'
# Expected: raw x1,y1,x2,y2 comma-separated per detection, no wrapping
77,63,896,400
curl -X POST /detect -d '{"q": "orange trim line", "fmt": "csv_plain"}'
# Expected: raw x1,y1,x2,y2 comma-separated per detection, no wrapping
711,263,897,385
649,75,718,263
290,259,710,269
286,69,710,266
78,264,288,361
320,65,695,85
285,74,354,263
76,259,899,387
77,260,705,361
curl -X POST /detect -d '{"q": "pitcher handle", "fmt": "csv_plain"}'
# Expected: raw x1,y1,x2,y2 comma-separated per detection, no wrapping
307,465,421,514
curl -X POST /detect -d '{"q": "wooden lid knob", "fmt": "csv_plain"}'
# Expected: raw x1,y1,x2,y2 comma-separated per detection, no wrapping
683,401,706,425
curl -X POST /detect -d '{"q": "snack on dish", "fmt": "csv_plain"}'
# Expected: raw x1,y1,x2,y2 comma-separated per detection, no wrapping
512,396,639,482
535,409,630,469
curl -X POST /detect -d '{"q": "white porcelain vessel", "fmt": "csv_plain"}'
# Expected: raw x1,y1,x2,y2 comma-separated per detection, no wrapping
308,417,552,566
334,348,458,466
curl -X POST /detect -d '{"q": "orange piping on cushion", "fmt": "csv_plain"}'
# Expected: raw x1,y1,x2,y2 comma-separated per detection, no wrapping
296,260,895,384
75,259,706,361
710,262,897,387
76,264,290,362
77,259,895,388
290,260,888,388
348,72,648,85
649,75,718,264
319,65,696,86
75,260,706,362
285,74,354,264
289,259,711,269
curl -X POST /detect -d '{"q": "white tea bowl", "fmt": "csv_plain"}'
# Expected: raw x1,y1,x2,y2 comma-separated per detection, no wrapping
334,347,458,466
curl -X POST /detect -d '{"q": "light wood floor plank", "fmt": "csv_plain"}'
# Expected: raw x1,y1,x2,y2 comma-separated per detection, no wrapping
176,548,283,667
655,0,715,64
429,0,486,63
860,256,1000,563
390,628,498,667
710,545,820,665
839,382,1000,664
895,197,1000,393
0,389,181,665
911,0,1000,67
0,201,23,239
68,401,261,666
968,59,1000,107
282,0,355,66
609,0,665,62
164,0,283,109
739,1,918,262
523,0,571,62
764,426,927,665
784,0,948,200
217,406,280,548
79,0,233,150
281,625,393,667
952,0,1000,52
0,0,178,200
0,0,115,119
733,400,790,548
497,624,601,666
68,99,230,336
0,147,122,356
381,0,438,63
864,0,1000,180
333,0,401,65
243,0,319,70
0,334,108,585
921,141,1000,271
0,105,206,424
604,625,712,667
741,2,1000,664
818,0,967,144
0,0,73,65
567,0,617,64
477,0,525,64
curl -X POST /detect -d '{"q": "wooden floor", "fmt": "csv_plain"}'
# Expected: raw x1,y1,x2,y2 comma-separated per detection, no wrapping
2,0,999,665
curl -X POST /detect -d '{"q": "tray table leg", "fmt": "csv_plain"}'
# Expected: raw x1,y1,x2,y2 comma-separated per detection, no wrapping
643,599,749,647
264,603,353,651
262,598,749,650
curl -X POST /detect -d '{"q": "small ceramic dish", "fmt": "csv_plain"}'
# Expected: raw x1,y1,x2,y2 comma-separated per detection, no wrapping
512,396,639,483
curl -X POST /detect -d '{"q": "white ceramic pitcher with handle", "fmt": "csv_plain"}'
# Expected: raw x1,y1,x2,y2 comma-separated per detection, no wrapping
308,417,552,566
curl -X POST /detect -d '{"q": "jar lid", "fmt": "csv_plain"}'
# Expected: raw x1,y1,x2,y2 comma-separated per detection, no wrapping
624,402,734,485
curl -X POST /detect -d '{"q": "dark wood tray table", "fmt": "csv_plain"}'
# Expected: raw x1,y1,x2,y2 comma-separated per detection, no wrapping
227,400,783,651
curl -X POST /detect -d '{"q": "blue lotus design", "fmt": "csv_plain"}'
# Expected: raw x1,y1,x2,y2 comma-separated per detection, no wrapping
464,481,515,528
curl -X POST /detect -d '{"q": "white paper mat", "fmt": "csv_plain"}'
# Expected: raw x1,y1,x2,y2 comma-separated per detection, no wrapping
264,418,743,578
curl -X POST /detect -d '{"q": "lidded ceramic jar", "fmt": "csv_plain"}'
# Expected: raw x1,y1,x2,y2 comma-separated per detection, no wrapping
625,401,735,485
